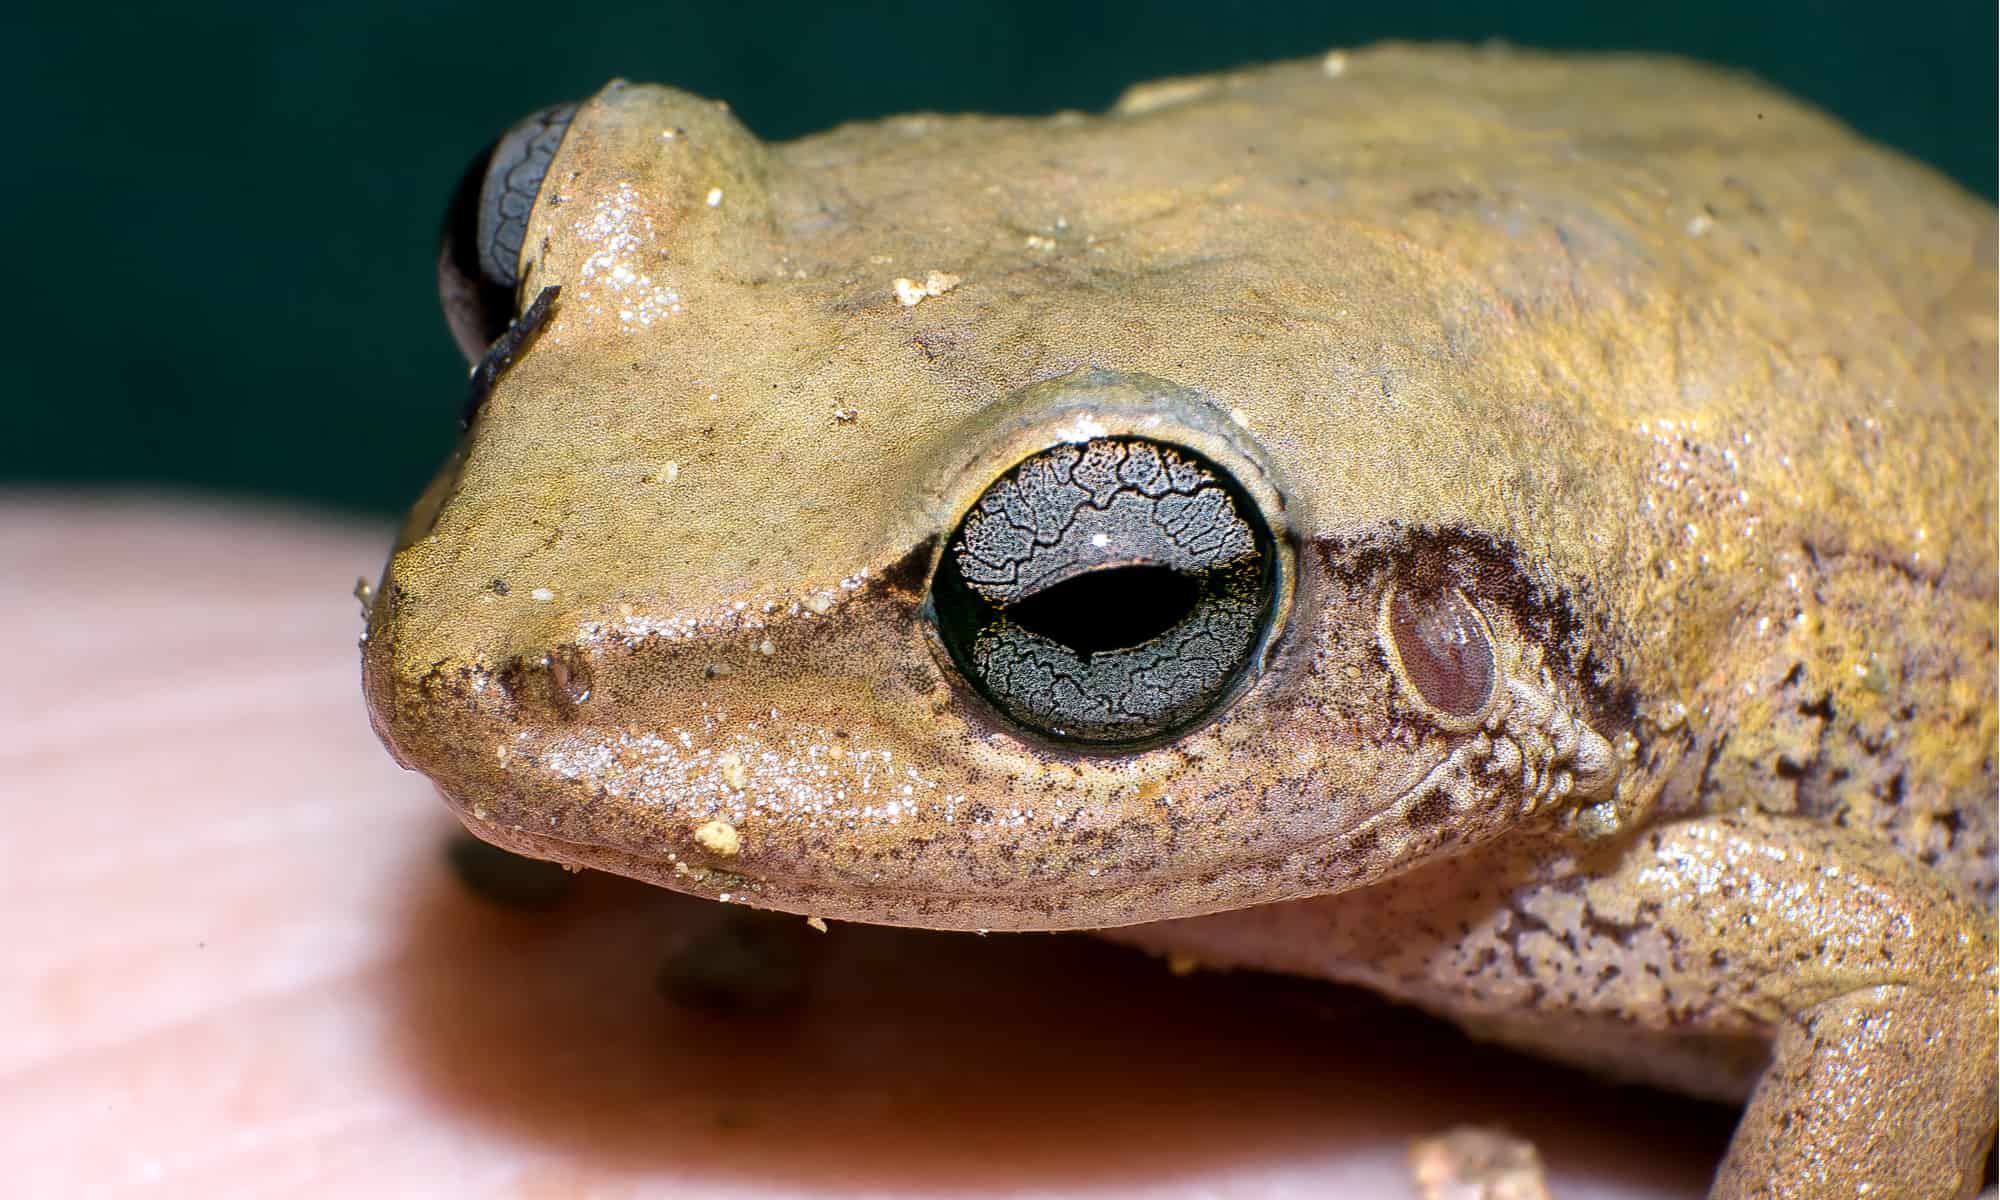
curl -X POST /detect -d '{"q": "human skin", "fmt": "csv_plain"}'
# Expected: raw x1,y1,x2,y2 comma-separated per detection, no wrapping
1,496,1736,1196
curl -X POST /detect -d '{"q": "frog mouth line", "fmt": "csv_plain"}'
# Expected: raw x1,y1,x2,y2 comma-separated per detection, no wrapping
443,780,1457,933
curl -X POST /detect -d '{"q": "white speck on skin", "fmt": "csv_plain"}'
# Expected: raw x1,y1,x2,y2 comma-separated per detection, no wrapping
1687,213,1715,236
802,592,835,616
758,639,775,656
531,587,555,602
694,818,741,856
893,270,961,306
1090,533,1110,548
1054,415,1109,442
706,187,723,207
1115,77,1215,115
575,181,685,330
1321,49,1349,77
718,753,749,791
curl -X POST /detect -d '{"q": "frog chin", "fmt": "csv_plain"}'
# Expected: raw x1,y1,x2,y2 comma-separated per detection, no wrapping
442,807,1295,932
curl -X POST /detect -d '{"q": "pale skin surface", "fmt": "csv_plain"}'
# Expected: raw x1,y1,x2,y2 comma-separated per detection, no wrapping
4,498,1744,1196
366,46,1996,1198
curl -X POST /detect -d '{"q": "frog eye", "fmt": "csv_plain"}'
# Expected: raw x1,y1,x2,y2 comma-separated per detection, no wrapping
437,102,577,362
927,437,1279,748
1380,584,1496,724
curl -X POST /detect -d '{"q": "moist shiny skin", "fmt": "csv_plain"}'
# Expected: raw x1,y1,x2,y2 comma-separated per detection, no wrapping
364,46,1998,1199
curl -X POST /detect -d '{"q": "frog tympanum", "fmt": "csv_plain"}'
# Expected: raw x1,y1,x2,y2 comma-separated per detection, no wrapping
364,46,1998,1198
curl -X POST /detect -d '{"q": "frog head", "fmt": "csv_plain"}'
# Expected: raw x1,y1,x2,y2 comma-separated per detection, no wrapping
366,62,1827,932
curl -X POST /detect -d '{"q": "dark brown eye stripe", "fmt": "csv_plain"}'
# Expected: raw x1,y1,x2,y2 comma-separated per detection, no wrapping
462,284,560,429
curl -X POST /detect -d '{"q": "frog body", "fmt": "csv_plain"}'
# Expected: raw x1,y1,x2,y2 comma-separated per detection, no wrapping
366,45,1997,1198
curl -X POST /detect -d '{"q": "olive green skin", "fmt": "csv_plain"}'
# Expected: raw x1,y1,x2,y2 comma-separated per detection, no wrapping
364,45,1996,1198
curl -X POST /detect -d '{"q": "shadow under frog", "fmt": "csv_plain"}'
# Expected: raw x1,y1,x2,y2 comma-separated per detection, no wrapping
385,829,1735,1192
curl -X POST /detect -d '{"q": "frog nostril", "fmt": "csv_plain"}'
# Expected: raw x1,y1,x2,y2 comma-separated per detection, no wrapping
1006,564,1200,658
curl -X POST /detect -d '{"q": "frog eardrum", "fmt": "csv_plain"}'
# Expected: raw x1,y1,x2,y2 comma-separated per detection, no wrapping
927,437,1279,747
1379,585,1498,726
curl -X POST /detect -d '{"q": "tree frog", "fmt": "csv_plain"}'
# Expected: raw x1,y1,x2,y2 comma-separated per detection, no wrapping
363,44,1997,1198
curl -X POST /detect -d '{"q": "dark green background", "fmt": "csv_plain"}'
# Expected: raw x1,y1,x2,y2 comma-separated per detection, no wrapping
16,1,1995,516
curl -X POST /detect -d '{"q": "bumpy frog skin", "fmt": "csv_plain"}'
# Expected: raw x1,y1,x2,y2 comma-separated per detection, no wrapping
364,46,1998,1198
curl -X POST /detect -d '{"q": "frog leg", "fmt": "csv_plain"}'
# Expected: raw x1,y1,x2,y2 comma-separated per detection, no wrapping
1110,812,1996,1199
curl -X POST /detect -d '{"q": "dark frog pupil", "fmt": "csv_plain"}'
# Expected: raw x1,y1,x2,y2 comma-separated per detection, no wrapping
929,437,1277,747
1006,565,1201,655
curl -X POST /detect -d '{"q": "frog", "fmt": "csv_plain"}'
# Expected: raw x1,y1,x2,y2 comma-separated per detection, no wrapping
362,43,1998,1199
